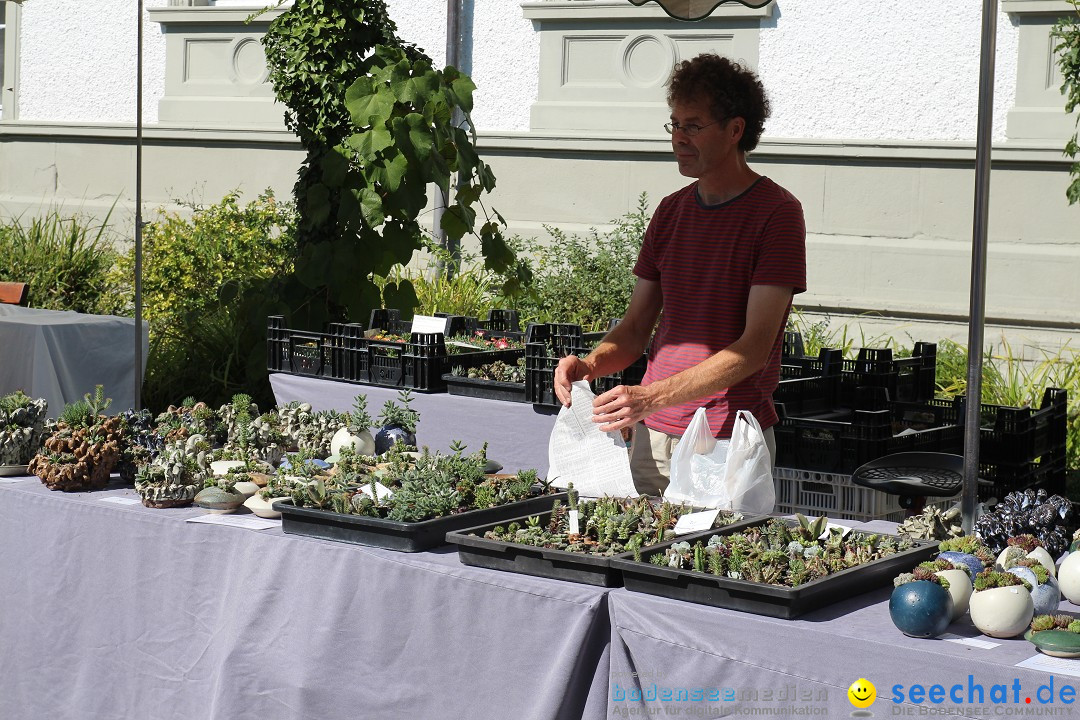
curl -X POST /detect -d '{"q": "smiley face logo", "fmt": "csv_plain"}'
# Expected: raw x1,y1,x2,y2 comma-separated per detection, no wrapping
848,678,876,709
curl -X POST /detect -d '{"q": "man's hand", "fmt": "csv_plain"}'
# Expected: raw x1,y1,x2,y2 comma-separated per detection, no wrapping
554,355,593,406
592,384,657,433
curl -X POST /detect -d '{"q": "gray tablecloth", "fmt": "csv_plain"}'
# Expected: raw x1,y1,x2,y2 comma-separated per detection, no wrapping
0,305,148,417
270,372,558,476
0,477,610,720
4,477,1077,720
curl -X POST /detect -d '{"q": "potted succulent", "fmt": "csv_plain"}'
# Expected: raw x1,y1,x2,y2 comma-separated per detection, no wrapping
921,558,972,619
0,390,49,473
330,394,376,457
116,409,161,484
374,390,419,454
1026,614,1080,658
134,435,212,508
969,569,1035,638
29,386,124,492
277,401,347,459
1006,558,1061,616
937,535,995,582
194,476,245,514
890,567,954,638
996,534,1057,578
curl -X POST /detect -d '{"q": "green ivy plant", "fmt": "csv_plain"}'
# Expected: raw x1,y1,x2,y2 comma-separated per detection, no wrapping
259,0,521,331
1052,0,1080,204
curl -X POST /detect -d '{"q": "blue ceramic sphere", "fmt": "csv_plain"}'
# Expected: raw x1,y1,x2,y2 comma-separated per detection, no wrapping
938,551,984,582
890,581,954,638
374,426,417,455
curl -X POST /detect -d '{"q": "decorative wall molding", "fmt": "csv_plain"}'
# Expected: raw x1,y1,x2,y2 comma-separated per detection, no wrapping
147,4,288,128
522,0,769,132
1002,0,1080,139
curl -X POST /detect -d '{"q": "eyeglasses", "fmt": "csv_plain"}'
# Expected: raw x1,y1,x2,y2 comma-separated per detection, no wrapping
664,120,721,137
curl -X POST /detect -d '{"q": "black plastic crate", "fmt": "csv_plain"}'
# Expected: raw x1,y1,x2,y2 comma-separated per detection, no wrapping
442,350,528,403
773,401,962,476
267,315,334,377
774,374,839,416
524,322,649,407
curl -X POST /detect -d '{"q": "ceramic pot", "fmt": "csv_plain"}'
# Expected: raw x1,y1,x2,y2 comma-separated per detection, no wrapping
374,425,416,455
243,493,290,519
1058,552,1080,604
935,569,973,620
330,427,376,457
969,586,1035,638
889,581,954,638
1008,566,1061,616
938,551,984,582
194,486,245,514
998,545,1057,578
232,480,260,499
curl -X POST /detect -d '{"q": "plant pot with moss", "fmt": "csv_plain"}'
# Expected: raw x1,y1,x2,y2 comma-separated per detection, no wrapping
890,568,954,638
937,535,994,583
969,569,1035,638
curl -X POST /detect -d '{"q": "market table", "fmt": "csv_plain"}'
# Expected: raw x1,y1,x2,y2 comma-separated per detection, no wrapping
270,372,559,476
0,305,148,417
0,476,610,720
5,475,1080,720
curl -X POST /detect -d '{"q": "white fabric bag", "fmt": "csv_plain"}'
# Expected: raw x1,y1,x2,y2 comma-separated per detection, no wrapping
665,407,775,514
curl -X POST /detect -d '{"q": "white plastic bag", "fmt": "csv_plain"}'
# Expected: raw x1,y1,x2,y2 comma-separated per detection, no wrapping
546,381,637,498
665,408,775,515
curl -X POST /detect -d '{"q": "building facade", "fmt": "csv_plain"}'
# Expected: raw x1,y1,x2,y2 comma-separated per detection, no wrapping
0,0,1078,350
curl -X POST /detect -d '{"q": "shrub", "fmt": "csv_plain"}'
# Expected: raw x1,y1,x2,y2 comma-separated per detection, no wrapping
0,207,122,314
113,190,297,412
495,194,649,331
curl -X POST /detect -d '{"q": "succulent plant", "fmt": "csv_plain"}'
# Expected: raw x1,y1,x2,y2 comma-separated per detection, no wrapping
134,435,212,508
29,387,123,492
482,491,742,558
277,402,347,458
647,516,911,587
973,568,1032,592
115,409,160,483
1030,614,1080,634
0,390,48,465
451,358,527,384
897,505,963,541
216,396,286,465
376,390,420,435
349,394,373,434
154,398,224,446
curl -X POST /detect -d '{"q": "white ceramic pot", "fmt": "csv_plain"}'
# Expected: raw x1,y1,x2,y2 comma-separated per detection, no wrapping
969,586,1035,638
330,427,376,457
1058,552,1080,604
1028,547,1057,578
243,493,290,519
935,569,973,620
232,480,260,499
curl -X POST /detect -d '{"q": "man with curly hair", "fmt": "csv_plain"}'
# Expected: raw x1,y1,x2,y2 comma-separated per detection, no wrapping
554,53,807,495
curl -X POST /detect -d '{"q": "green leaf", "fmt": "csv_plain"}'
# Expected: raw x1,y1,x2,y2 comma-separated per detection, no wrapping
377,153,409,193
450,75,476,114
305,183,331,226
348,126,394,157
382,278,418,315
321,146,351,188
440,203,475,241
358,188,385,228
346,84,395,126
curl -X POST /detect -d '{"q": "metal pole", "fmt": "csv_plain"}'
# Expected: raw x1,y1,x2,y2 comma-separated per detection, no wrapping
962,0,999,532
432,0,462,275
134,0,144,411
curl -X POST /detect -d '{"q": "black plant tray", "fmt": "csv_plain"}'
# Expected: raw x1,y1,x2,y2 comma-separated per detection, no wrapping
275,491,566,553
442,374,527,403
446,510,763,588
609,516,938,619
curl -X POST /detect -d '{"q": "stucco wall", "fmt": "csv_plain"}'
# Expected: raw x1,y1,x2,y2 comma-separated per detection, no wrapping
759,2,1019,142
18,0,168,124
13,0,1020,141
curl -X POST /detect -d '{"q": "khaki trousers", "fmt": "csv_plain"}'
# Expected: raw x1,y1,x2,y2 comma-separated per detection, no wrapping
628,421,777,497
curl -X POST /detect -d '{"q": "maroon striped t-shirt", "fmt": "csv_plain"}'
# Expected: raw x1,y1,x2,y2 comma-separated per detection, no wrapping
633,176,807,438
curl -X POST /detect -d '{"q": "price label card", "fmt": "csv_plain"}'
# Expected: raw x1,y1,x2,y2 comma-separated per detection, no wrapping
98,496,142,506
569,509,580,535
410,315,446,334
941,633,1000,649
358,482,395,502
186,515,281,531
1016,655,1080,677
674,509,722,536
